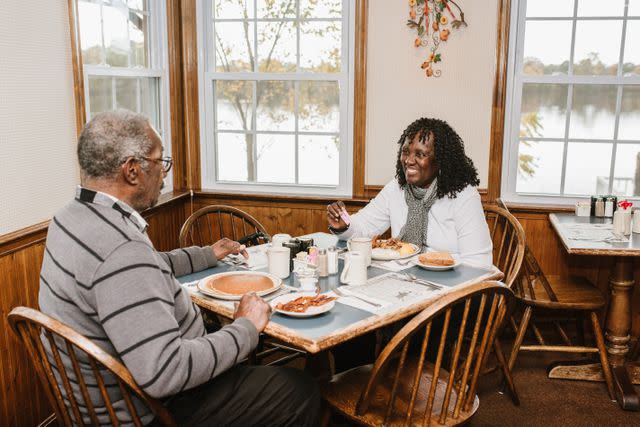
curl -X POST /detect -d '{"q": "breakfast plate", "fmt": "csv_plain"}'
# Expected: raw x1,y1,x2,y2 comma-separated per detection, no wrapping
415,258,461,271
414,252,460,271
197,271,281,300
270,292,336,318
371,242,420,261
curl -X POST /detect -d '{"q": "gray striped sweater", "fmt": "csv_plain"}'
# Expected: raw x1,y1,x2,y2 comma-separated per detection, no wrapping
38,188,258,425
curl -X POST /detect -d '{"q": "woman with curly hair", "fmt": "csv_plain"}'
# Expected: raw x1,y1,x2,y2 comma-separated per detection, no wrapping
327,117,492,267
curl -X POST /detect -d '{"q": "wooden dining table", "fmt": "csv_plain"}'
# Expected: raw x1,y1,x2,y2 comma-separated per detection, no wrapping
176,232,503,377
549,213,640,410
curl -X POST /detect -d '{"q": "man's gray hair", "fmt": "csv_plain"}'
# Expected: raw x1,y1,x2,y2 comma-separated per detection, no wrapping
77,110,155,179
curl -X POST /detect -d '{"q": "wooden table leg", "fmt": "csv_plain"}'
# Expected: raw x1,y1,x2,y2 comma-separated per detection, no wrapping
605,257,639,410
305,351,335,384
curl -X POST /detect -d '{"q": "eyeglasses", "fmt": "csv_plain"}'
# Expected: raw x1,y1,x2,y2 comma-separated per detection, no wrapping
140,156,173,173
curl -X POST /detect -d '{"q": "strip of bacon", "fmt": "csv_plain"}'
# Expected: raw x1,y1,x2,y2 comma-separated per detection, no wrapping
275,295,337,313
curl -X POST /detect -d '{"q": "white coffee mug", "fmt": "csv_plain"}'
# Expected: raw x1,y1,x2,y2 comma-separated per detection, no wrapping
347,237,372,266
267,246,290,279
340,251,367,286
271,233,292,247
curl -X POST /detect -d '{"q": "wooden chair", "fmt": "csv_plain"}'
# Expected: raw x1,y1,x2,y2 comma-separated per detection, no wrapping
482,205,527,289
179,205,271,247
480,205,527,405
179,205,303,366
8,306,177,427
495,200,615,399
323,281,514,426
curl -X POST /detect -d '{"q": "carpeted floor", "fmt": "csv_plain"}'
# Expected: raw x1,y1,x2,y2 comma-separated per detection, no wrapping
469,351,639,427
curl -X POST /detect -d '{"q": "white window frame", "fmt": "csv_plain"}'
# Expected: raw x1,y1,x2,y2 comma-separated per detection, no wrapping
501,0,640,206
196,0,355,197
80,0,173,191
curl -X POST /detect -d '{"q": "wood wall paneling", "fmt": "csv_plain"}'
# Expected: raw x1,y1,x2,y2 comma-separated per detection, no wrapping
192,192,369,238
0,242,51,426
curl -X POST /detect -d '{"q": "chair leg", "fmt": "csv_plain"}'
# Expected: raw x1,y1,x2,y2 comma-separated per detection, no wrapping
494,338,520,406
320,402,332,427
554,321,572,346
575,313,585,346
590,311,615,400
508,306,532,372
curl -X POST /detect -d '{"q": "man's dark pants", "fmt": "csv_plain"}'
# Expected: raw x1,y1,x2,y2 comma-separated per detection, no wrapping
158,365,321,426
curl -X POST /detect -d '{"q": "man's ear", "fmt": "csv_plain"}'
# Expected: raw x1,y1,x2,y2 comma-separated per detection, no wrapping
121,157,140,185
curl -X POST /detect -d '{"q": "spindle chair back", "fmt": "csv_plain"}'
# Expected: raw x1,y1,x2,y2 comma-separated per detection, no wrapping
323,282,513,426
8,307,176,427
179,205,270,248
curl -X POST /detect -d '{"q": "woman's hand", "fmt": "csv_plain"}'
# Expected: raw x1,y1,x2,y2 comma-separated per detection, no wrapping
326,201,349,232
211,237,249,260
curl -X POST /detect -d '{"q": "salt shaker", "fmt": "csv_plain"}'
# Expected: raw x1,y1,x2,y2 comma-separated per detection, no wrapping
595,198,605,217
327,246,339,275
604,196,617,218
317,249,328,277
633,209,640,234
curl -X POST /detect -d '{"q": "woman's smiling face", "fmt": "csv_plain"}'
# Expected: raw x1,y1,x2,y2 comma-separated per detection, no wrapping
400,132,438,188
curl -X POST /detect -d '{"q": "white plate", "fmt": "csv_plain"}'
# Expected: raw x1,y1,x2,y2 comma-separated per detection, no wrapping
270,292,336,317
415,259,461,271
371,243,420,261
197,271,282,300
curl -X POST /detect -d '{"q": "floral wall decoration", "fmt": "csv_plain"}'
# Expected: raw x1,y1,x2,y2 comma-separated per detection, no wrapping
407,0,467,77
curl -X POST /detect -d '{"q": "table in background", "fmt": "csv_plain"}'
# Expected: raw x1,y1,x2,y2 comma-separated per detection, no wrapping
549,214,640,410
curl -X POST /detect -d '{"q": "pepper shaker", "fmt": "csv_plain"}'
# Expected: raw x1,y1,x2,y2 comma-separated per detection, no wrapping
327,246,339,275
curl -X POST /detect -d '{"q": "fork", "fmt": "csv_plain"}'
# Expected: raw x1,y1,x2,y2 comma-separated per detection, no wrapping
401,273,443,290
333,287,382,308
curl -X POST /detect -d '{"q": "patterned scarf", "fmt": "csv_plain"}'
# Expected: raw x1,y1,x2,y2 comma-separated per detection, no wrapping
398,178,439,248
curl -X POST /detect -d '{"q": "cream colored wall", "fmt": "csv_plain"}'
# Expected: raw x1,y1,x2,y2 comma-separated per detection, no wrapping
365,0,498,187
0,0,79,235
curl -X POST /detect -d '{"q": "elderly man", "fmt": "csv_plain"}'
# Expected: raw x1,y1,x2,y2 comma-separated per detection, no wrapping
39,110,320,426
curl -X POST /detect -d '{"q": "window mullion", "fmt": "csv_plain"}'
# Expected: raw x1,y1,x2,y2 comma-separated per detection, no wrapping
568,0,578,76
559,84,573,196
608,1,630,194
100,3,107,65
136,77,141,113
618,0,629,77
294,81,299,184
111,76,117,110
608,85,624,194
295,0,300,184
126,6,132,67
252,81,257,182
253,0,258,73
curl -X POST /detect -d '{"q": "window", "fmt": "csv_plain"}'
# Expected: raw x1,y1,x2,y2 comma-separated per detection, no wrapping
502,0,640,204
77,0,172,187
198,0,354,196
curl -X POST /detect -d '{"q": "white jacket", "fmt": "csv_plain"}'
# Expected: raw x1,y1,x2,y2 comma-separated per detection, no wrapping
339,180,493,268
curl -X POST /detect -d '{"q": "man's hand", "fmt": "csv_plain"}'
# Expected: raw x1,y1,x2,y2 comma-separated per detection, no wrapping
212,237,248,260
327,201,348,232
234,293,271,332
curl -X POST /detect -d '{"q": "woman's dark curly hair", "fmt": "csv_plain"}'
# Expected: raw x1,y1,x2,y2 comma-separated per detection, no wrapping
395,117,479,199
